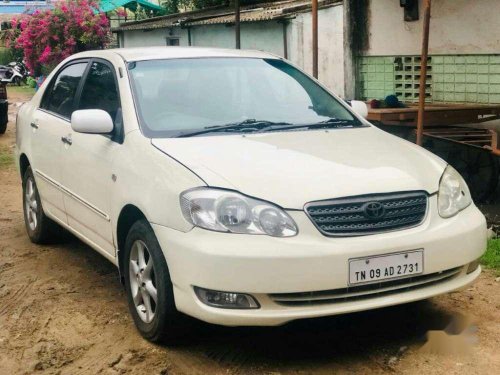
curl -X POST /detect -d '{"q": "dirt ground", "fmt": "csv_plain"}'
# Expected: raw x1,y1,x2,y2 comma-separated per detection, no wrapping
1,91,499,375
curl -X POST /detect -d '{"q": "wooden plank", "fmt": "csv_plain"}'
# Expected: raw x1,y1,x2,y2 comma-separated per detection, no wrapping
463,140,494,144
367,106,500,127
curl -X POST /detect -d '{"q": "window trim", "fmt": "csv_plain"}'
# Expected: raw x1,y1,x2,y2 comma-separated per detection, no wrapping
39,58,91,121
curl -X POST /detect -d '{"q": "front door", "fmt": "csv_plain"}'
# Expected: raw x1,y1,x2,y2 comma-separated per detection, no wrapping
60,60,122,257
31,62,88,224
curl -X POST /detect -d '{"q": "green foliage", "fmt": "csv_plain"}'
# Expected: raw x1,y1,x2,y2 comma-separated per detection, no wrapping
134,5,163,20
0,23,24,64
0,47,13,65
190,0,228,9
26,76,37,88
482,238,500,273
159,0,267,15
161,0,181,14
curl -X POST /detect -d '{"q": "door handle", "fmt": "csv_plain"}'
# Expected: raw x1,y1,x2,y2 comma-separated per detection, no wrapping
30,122,38,129
61,135,72,146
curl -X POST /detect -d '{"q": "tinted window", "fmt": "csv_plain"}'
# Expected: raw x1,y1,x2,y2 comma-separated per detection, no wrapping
129,58,358,138
78,61,120,122
42,63,87,118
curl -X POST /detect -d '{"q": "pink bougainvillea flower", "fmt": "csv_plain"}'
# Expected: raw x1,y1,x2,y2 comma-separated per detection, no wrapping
8,0,111,73
38,46,52,64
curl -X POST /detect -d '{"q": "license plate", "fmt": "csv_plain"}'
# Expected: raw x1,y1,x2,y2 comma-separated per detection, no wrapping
348,250,424,286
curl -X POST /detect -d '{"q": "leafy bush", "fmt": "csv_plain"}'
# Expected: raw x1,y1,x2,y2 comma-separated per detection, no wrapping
0,47,13,65
26,76,37,88
4,0,110,74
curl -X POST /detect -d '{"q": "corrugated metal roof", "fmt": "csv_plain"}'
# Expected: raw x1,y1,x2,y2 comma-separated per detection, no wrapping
113,0,341,32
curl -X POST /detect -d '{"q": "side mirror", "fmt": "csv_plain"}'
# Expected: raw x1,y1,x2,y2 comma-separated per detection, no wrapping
71,109,114,134
349,100,368,119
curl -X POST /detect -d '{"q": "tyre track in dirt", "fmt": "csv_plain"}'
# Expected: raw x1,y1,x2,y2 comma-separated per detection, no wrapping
1,92,499,375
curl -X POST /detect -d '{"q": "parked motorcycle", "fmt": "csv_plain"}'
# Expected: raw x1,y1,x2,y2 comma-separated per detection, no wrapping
0,61,30,86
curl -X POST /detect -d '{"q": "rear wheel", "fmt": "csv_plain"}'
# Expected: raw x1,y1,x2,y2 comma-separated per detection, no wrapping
22,166,60,243
124,219,189,344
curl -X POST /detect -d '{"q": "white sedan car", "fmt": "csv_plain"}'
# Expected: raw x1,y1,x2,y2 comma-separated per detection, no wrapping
16,47,486,343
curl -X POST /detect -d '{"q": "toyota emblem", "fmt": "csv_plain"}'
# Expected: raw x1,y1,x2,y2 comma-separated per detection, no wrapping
362,202,386,219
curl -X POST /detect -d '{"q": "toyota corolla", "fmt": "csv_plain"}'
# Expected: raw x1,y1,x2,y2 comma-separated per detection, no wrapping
15,47,486,343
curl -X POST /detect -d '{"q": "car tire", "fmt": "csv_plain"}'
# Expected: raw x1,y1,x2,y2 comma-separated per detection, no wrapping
124,219,189,344
22,166,61,243
0,121,6,134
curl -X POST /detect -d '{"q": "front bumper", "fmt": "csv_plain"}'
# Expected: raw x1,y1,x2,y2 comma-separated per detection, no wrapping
152,197,486,326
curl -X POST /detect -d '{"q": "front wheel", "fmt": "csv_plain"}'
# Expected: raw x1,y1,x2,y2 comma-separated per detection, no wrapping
124,219,189,344
22,166,60,243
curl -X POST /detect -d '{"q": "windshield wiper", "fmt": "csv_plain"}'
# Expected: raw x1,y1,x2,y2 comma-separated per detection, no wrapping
257,118,361,133
176,119,293,137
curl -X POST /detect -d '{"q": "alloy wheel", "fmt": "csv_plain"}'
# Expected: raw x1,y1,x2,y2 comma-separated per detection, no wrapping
129,240,158,323
25,176,38,231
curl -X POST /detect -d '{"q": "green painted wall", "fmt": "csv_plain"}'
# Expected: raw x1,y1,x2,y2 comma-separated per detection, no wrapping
357,54,500,104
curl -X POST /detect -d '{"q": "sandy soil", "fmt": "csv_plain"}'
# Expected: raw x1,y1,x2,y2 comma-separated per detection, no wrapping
1,91,499,375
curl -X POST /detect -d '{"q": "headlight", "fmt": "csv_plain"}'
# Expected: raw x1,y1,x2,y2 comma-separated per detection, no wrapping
438,165,472,218
180,188,298,237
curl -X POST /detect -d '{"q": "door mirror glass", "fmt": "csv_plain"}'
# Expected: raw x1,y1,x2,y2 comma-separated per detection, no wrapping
349,100,368,119
71,109,114,134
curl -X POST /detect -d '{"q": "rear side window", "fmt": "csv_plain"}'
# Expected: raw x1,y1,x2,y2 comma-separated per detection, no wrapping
41,62,87,119
78,61,120,122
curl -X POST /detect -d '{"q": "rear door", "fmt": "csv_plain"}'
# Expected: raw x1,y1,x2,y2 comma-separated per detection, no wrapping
31,61,88,224
60,59,122,257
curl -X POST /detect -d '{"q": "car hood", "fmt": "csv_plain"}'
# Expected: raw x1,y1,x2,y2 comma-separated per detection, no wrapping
152,127,446,209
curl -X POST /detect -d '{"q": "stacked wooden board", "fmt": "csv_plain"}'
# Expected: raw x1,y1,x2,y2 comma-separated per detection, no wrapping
367,104,500,155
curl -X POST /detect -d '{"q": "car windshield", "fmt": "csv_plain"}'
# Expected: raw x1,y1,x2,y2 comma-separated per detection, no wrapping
128,57,361,138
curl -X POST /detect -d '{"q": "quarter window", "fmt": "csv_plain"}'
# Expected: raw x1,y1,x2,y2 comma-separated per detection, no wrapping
41,62,87,119
78,61,120,122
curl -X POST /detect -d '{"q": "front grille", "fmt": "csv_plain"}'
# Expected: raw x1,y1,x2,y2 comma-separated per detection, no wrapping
305,191,428,236
269,267,462,306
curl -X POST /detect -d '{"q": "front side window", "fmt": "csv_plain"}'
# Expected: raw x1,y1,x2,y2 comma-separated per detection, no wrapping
78,61,120,122
128,58,360,138
41,62,87,119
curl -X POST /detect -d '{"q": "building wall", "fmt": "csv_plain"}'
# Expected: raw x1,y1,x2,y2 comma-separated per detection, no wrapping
358,55,500,105
288,4,345,96
121,28,189,47
120,5,346,96
365,0,500,56
358,0,500,104
190,22,285,56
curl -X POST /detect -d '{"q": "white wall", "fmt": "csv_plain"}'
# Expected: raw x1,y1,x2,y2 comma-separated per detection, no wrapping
366,0,500,56
190,22,285,56
288,4,345,96
122,28,189,47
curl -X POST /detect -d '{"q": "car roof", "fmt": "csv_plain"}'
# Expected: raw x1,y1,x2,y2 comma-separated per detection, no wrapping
71,47,280,62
